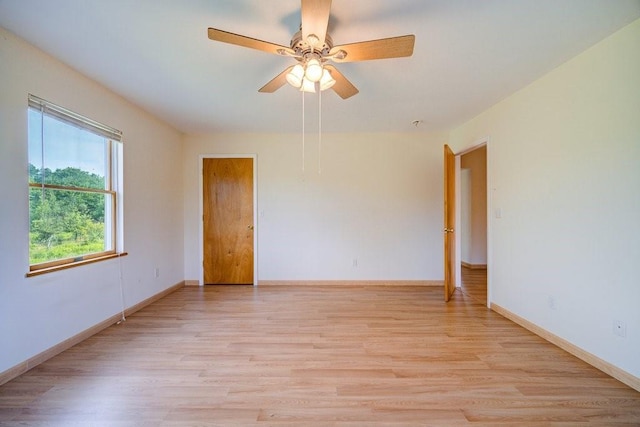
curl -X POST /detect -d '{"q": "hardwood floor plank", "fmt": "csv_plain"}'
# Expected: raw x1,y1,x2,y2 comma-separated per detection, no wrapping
460,265,487,305
1,284,638,425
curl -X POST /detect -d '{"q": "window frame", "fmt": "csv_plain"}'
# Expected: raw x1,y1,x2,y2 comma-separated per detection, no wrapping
27,95,125,276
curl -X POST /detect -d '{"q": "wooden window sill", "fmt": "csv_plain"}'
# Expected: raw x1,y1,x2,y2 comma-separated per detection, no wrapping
26,252,128,277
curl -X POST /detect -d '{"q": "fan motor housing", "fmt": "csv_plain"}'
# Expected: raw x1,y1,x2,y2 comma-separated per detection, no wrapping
290,30,333,57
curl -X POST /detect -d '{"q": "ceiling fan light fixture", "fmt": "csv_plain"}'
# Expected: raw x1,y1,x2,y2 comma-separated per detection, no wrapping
286,64,305,88
305,58,323,82
208,0,417,100
319,68,335,91
300,77,316,93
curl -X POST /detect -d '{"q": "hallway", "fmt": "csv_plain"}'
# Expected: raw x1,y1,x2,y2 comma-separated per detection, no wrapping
460,266,487,305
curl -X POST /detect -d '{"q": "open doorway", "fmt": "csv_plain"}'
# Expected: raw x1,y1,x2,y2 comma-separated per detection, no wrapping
459,145,487,304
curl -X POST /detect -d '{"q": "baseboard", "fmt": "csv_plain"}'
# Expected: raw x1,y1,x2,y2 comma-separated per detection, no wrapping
491,303,640,392
461,261,487,270
258,280,443,287
184,279,200,286
122,281,185,316
0,280,185,387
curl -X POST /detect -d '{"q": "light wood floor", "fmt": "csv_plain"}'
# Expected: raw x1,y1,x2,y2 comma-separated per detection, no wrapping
460,266,487,305
1,284,639,426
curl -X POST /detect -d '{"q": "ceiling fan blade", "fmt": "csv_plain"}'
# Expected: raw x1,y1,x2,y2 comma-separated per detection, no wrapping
330,35,415,62
325,65,359,99
259,66,294,93
301,0,332,49
208,28,294,56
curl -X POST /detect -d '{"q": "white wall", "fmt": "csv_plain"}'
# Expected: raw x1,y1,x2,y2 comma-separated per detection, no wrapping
449,19,640,378
183,132,447,282
0,27,184,373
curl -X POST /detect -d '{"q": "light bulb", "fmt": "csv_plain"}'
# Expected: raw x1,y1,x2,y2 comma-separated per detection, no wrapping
305,58,323,83
286,64,304,88
319,68,335,91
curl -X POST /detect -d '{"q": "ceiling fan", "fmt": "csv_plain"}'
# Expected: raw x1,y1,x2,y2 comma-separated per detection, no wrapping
207,0,415,99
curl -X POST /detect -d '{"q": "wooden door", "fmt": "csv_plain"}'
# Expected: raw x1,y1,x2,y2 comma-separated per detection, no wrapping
203,158,254,284
443,145,456,301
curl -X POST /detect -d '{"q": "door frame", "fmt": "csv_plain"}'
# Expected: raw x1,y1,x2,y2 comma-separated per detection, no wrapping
453,137,492,307
199,154,258,286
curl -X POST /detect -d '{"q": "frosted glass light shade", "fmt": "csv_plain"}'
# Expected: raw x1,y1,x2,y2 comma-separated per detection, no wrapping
305,59,323,83
300,77,316,93
286,64,304,88
319,68,335,91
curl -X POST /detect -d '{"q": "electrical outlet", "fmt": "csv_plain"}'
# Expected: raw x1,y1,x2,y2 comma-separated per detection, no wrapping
154,267,160,278
352,258,358,268
613,320,626,338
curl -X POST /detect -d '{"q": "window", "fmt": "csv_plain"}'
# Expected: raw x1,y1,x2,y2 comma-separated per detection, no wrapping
27,94,123,275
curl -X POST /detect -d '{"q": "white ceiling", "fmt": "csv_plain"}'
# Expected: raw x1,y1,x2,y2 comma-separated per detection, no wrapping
1,0,639,134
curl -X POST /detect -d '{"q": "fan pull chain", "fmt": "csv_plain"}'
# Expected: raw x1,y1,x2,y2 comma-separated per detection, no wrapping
318,84,322,175
302,89,305,174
